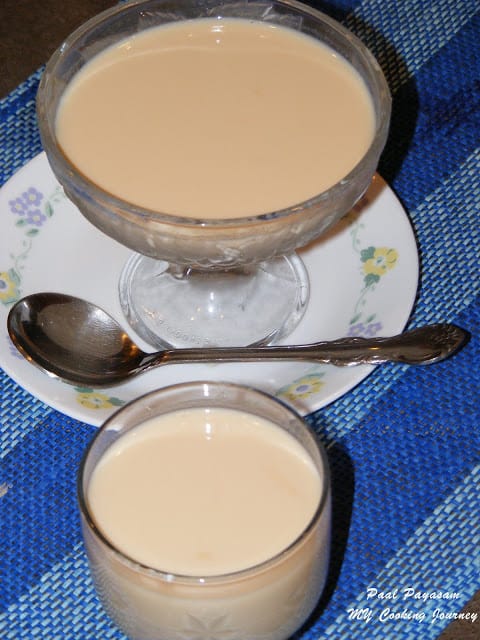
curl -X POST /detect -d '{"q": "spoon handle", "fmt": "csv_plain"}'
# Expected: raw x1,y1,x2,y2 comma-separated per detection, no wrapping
144,323,468,370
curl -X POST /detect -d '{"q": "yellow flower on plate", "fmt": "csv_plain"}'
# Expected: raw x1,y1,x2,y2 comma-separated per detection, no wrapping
277,374,325,402
0,270,20,304
76,389,124,410
360,246,399,286
362,247,398,277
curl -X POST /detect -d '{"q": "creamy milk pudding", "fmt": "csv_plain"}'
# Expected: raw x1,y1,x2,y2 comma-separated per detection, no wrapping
87,406,321,575
40,1,390,349
78,381,331,639
56,17,375,218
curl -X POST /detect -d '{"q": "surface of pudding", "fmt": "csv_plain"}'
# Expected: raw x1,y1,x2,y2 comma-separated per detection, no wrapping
87,406,322,576
56,17,375,219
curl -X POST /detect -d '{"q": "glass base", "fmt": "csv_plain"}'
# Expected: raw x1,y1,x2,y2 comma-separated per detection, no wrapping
119,253,309,348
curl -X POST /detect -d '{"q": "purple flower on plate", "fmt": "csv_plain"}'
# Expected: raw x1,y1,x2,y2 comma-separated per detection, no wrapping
348,322,366,336
9,188,45,222
364,321,383,337
25,208,47,227
348,321,383,337
23,187,43,207
9,196,28,217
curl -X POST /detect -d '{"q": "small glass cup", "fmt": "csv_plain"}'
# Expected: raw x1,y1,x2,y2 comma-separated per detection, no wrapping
77,381,331,640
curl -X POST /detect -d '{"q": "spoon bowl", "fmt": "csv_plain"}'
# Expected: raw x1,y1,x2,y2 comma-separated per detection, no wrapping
8,292,469,388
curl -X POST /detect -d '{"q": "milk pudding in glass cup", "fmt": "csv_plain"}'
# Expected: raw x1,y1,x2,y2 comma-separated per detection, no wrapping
37,0,391,349
77,381,331,640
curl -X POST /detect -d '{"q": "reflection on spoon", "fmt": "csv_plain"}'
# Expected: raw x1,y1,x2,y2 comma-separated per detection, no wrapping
7,292,469,388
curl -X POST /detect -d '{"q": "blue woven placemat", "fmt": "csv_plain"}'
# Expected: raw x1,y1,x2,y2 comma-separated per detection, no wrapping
1,1,479,638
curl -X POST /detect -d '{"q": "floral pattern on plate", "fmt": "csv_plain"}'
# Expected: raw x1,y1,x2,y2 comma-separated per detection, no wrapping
276,204,401,405
0,155,419,424
74,387,126,410
1,185,64,305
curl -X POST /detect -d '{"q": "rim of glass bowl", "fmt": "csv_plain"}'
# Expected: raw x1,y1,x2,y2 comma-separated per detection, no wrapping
37,0,391,230
77,380,331,585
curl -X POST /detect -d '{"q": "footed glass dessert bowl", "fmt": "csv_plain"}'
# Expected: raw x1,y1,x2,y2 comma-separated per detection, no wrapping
37,0,391,348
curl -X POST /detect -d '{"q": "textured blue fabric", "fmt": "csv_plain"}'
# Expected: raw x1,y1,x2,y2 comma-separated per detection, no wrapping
1,1,479,638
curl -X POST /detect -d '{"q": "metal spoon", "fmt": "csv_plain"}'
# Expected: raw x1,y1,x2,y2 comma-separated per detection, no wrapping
7,292,469,387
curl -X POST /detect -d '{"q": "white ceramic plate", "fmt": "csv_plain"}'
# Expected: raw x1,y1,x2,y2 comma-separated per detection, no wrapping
0,153,419,425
